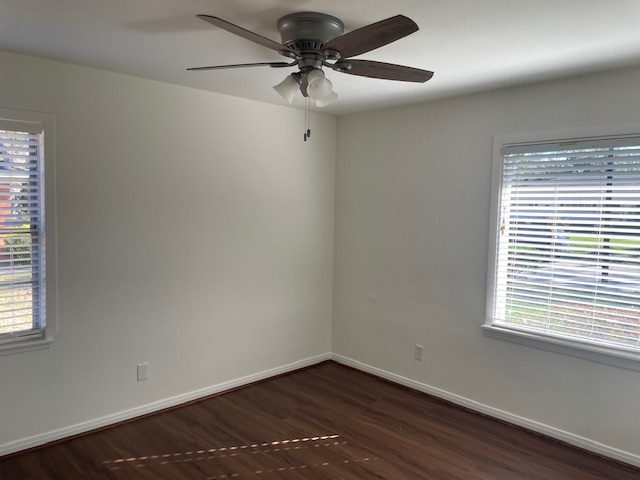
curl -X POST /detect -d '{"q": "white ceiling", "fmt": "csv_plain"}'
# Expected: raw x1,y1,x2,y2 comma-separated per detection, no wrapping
3,0,640,116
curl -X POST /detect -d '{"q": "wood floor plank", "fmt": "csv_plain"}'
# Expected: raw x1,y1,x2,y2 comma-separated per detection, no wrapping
1,361,638,479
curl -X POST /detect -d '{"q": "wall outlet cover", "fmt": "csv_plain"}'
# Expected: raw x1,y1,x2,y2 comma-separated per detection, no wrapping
137,363,149,382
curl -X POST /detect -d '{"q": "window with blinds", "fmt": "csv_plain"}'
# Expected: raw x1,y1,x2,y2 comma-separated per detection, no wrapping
489,135,640,355
0,124,45,344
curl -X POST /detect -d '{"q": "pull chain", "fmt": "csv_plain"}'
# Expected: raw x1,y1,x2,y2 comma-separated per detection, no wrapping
304,97,311,141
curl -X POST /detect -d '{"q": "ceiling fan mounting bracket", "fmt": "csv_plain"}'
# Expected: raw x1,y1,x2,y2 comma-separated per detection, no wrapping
277,12,344,52
333,61,352,73
323,49,341,61
278,50,298,59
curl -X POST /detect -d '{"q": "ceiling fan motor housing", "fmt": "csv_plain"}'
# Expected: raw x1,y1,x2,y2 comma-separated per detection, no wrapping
277,12,344,53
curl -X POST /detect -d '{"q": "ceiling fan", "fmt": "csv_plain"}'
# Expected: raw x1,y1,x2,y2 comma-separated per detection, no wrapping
188,12,434,108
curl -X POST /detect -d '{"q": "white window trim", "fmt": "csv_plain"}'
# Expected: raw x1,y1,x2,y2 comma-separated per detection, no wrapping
0,107,57,356
484,124,640,372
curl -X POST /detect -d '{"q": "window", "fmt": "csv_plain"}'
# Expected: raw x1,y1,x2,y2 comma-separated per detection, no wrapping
0,108,56,355
485,127,640,368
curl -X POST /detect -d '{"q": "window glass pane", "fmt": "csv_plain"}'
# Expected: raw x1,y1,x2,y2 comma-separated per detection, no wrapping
0,128,43,341
493,136,640,352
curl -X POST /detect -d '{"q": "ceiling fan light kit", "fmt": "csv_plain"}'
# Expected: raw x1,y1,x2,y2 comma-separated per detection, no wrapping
316,90,338,108
273,73,302,104
189,11,433,138
306,69,333,101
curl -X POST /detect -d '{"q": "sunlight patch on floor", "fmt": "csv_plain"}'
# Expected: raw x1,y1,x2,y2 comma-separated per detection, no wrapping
98,433,380,477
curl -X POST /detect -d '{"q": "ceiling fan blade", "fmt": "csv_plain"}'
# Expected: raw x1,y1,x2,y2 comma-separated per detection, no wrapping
197,15,295,56
321,15,418,59
334,59,433,83
187,62,294,71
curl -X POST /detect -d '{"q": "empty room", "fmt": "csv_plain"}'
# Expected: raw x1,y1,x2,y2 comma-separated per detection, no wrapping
1,1,639,479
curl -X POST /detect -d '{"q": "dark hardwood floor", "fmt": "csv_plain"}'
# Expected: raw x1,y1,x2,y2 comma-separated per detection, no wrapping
1,361,638,479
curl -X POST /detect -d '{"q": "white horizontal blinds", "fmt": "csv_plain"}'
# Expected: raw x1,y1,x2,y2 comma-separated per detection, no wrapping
495,136,640,352
0,126,44,342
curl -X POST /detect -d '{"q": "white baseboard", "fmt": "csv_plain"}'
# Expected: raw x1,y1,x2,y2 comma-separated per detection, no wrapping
331,353,640,469
0,353,331,457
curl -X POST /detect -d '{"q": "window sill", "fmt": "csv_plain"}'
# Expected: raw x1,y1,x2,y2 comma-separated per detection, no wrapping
482,324,640,372
0,337,53,356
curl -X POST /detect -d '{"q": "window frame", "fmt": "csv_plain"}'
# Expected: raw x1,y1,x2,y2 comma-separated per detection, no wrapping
0,107,57,356
484,124,640,371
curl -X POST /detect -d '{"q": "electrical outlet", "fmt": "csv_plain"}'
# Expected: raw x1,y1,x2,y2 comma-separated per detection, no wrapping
137,362,149,382
414,344,424,361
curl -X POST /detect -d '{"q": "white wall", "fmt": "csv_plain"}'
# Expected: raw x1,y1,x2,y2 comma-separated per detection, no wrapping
3,46,640,467
0,50,335,450
333,65,640,464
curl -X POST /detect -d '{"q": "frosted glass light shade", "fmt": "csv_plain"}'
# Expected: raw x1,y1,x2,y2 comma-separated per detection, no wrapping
306,69,333,100
273,74,301,104
316,91,338,107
